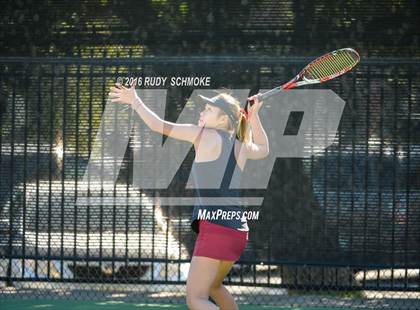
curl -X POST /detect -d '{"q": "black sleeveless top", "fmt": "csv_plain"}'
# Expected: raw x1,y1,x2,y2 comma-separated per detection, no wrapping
190,128,249,234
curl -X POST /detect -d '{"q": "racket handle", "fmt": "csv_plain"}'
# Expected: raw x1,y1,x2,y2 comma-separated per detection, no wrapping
248,86,284,106
259,87,284,100
248,78,298,106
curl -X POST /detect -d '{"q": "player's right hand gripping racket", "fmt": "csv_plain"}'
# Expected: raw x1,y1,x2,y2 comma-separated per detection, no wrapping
248,47,360,107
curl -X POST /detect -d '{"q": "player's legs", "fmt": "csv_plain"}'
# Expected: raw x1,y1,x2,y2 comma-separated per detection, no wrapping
187,220,247,309
186,255,220,310
209,260,238,310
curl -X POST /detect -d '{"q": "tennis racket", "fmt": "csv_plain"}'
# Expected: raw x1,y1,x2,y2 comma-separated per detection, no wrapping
248,47,360,107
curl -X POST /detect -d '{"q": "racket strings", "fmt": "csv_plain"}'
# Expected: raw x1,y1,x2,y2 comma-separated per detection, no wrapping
305,50,359,80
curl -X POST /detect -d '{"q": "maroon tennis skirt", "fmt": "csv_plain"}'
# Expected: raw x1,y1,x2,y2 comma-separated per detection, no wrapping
192,220,249,261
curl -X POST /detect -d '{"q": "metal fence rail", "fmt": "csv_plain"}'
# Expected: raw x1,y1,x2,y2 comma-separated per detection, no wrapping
0,56,420,306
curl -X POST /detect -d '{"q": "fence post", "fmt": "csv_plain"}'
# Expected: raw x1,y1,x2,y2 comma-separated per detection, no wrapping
6,83,16,287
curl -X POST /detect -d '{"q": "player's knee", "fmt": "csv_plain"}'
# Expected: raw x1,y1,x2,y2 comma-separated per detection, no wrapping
186,295,206,310
186,290,207,309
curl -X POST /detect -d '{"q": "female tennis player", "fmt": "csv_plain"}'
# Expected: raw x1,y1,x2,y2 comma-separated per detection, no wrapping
109,83,269,310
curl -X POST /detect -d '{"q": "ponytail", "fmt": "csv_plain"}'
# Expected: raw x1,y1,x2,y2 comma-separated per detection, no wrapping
236,112,252,145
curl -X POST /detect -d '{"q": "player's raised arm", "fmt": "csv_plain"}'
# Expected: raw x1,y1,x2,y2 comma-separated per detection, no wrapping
243,94,269,160
109,83,202,143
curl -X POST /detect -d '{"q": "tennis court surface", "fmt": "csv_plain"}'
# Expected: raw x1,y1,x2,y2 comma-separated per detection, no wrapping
0,298,367,310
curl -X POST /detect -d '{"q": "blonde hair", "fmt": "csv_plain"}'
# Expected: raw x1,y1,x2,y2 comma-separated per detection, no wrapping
216,93,252,145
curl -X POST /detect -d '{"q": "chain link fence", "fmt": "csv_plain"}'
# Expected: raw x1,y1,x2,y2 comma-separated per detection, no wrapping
0,55,419,309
